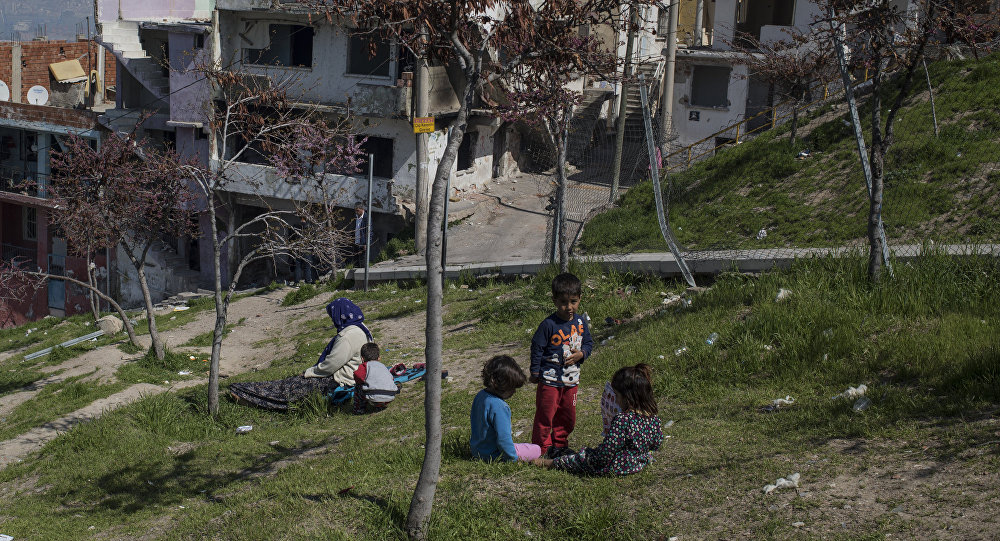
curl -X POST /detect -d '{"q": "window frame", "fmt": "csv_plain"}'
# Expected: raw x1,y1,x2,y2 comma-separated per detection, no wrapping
242,23,315,70
23,207,37,241
345,33,396,82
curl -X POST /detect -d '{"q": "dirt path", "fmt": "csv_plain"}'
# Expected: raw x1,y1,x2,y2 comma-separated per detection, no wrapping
0,289,331,470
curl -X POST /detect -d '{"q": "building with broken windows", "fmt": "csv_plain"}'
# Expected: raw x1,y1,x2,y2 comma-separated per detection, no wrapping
95,0,520,288
0,38,119,324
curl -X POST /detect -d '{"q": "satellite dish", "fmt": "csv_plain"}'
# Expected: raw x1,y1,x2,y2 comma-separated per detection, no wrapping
26,85,48,105
0,81,8,102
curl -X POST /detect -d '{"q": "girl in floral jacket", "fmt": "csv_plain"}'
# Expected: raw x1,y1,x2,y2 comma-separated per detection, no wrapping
534,363,663,476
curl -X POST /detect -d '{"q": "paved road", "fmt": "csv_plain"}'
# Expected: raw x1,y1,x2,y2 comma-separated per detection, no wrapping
382,170,613,267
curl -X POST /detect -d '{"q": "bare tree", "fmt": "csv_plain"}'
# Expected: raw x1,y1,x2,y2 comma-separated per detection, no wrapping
180,67,364,416
49,132,197,359
298,1,654,536
732,29,835,146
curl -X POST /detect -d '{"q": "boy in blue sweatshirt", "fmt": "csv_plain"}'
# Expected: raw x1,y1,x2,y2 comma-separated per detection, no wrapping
530,272,593,458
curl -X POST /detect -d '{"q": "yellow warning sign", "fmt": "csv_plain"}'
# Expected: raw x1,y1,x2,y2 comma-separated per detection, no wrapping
413,116,435,134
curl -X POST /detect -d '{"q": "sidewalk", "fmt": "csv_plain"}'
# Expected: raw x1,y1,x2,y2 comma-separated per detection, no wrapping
357,244,1000,282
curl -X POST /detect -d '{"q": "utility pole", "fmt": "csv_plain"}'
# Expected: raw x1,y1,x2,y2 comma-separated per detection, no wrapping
414,24,430,254
609,6,637,203
660,0,678,157
694,0,704,46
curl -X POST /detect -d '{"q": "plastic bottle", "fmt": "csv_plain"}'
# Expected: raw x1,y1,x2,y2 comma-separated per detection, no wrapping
706,332,719,346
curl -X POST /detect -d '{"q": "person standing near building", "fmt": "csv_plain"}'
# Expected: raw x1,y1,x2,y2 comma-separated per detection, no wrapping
354,202,369,268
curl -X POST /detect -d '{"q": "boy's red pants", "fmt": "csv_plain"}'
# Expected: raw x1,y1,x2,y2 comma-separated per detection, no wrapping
531,383,578,451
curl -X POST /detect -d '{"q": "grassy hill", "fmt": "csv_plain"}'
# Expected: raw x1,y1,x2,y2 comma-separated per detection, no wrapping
1,255,999,538
579,53,1000,254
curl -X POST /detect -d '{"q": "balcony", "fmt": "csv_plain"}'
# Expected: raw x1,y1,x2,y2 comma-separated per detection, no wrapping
214,161,398,214
1,243,37,270
0,166,48,200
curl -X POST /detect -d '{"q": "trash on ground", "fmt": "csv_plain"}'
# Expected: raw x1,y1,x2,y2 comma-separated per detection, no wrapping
852,397,872,411
605,316,624,326
178,370,192,376
763,472,801,494
764,345,774,351
662,294,682,305
775,288,793,302
832,384,867,400
514,430,524,437
760,396,795,414
236,425,253,434
796,149,812,159
173,306,190,311
269,441,280,446
189,356,197,360
0,534,13,541
657,355,665,359
664,420,675,428
674,346,688,356
705,332,719,345
756,228,768,240
792,521,805,528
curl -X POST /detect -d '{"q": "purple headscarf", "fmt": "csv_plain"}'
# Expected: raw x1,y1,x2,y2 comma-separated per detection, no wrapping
326,298,373,341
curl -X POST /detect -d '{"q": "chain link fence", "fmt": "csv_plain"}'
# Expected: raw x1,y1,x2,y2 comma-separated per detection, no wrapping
564,52,1000,269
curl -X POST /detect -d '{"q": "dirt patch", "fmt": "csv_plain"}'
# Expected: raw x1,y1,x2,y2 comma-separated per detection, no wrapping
0,289,331,471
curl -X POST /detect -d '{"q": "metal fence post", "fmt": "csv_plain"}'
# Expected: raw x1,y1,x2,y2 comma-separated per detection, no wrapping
364,153,373,292
638,74,695,287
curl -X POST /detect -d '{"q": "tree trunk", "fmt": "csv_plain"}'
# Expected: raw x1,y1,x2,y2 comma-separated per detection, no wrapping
208,201,223,417
868,147,886,281
789,107,798,147
405,58,477,541
136,262,165,360
556,113,570,272
85,252,100,321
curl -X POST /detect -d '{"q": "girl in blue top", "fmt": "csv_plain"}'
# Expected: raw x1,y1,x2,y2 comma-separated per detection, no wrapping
470,355,542,462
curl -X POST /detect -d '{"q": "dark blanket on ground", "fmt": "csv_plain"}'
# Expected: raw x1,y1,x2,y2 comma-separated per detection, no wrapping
229,376,340,412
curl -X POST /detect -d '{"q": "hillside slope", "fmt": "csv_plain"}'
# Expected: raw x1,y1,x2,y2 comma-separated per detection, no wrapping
580,53,1000,254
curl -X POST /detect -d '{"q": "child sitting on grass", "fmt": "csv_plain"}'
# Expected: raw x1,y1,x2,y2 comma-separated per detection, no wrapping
352,343,398,414
534,363,662,475
470,355,542,462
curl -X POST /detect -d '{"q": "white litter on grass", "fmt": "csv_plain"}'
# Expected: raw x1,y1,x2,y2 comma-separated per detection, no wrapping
189,356,196,360
756,228,768,240
662,294,682,305
415,299,422,303
853,397,872,411
236,425,253,434
763,472,801,494
514,430,524,437
792,521,805,528
0,534,13,541
664,420,675,428
832,384,867,400
775,288,793,302
173,306,190,311
674,346,688,356
772,396,795,407
178,370,192,376
658,355,665,359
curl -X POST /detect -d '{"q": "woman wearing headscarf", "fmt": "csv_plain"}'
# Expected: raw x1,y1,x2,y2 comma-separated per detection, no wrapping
228,298,373,411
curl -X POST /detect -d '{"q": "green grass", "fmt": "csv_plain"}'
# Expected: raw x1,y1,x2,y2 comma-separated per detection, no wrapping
580,53,1000,254
0,373,125,441
1,257,999,539
116,349,208,385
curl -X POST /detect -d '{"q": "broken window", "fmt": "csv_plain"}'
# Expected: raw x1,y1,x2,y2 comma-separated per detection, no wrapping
244,24,314,68
457,131,476,171
690,65,731,108
360,137,394,178
347,34,392,77
735,0,795,42
23,207,36,241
